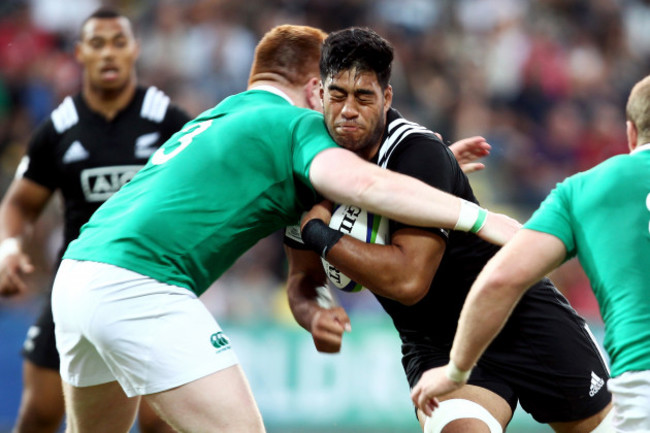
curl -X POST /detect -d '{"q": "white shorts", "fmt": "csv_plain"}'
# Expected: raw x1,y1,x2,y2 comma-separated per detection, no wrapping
608,370,650,432
52,259,239,397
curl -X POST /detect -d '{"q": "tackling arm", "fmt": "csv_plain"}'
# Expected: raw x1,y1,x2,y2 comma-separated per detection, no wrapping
309,148,521,246
410,229,567,415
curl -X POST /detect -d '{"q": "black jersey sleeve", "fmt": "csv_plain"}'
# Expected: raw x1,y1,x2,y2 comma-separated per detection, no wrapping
21,118,59,191
387,133,462,237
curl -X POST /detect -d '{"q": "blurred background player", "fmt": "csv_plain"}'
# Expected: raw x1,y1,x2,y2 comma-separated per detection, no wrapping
410,74,650,433
0,8,190,433
286,27,613,433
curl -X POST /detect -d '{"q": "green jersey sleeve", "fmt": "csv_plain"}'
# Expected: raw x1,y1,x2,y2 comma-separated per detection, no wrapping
524,180,577,259
291,111,338,189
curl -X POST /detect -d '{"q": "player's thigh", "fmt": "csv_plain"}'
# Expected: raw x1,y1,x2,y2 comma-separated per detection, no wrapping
145,364,265,433
417,384,511,433
62,380,138,433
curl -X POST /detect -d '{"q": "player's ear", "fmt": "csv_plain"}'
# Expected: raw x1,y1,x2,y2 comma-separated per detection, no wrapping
626,120,638,152
304,77,322,112
384,85,393,111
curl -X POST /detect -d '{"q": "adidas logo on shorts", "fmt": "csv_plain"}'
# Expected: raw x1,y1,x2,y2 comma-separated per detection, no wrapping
589,371,605,397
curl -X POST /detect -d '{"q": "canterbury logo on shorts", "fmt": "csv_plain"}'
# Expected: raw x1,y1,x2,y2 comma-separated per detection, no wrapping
210,332,231,353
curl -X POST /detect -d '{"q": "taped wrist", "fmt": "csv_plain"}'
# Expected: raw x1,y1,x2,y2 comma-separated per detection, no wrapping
445,359,472,384
301,219,343,259
454,200,488,234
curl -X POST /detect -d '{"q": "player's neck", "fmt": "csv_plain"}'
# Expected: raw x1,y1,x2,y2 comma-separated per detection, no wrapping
82,77,137,121
249,75,303,107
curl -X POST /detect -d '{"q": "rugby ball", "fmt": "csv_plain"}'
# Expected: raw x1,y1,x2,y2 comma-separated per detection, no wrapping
321,204,390,292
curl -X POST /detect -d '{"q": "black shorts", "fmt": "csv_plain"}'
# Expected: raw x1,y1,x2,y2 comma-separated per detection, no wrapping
401,280,611,424
21,294,60,370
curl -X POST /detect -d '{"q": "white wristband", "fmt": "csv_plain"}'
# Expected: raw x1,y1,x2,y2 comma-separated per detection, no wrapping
0,237,20,262
445,359,472,384
454,200,487,233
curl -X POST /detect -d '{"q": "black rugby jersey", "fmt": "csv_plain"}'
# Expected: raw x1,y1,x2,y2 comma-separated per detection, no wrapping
371,108,501,345
18,86,190,255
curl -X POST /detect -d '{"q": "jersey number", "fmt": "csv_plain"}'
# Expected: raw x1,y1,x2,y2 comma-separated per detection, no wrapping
151,120,212,165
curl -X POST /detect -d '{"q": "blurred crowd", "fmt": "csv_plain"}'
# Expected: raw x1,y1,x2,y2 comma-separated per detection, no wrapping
2,0,649,321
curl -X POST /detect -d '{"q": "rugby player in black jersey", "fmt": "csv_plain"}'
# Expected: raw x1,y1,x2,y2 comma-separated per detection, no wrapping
286,27,614,433
0,8,189,433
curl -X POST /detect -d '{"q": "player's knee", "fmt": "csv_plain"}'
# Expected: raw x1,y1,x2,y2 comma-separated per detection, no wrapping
423,399,503,433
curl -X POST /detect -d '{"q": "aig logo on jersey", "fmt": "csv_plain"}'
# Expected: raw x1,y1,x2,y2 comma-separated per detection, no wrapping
81,165,144,202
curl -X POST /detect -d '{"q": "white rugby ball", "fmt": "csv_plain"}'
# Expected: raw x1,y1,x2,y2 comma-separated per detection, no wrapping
321,204,390,292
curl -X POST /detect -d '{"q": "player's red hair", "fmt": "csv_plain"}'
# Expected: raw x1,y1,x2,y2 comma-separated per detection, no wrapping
248,25,327,86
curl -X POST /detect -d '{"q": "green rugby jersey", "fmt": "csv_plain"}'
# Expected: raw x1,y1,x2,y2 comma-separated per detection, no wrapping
525,144,650,377
64,88,338,295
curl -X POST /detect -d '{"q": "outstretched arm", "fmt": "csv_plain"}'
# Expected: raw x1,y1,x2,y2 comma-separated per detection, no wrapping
309,148,520,246
410,229,567,415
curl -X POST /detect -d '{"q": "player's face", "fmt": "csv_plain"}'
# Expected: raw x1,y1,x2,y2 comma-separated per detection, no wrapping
76,17,139,91
321,68,392,160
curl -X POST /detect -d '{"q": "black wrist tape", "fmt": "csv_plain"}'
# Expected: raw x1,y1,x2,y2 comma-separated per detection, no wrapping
301,219,344,258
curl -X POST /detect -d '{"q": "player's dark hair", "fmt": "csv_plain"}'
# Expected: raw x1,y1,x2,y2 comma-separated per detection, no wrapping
80,7,134,39
86,7,122,20
320,27,393,89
